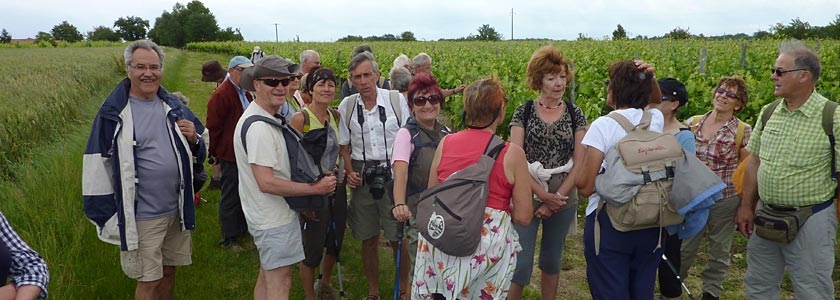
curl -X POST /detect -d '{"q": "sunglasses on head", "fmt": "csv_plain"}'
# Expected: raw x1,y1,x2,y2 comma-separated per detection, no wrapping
714,87,738,99
258,78,291,87
412,95,443,106
770,67,807,77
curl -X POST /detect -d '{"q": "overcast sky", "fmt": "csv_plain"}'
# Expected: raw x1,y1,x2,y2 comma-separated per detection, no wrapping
2,0,838,41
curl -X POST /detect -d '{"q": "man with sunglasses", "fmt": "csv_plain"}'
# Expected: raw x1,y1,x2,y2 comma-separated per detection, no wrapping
337,51,410,300
234,56,338,300
206,56,255,252
736,40,839,300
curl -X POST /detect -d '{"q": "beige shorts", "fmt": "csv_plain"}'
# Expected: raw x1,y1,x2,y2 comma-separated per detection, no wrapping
348,160,399,241
120,215,192,281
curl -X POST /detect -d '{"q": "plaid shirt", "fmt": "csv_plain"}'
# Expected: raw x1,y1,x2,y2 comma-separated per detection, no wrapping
746,91,840,206
0,211,49,298
691,113,752,200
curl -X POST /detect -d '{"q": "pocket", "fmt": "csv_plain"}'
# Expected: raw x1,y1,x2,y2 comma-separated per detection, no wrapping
788,133,830,167
120,249,144,279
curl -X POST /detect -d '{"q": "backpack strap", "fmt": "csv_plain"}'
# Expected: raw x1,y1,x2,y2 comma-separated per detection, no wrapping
607,111,650,133
521,100,534,150
734,120,746,160
345,94,359,130
823,101,837,180
302,108,311,133
240,115,288,154
758,100,782,133
389,90,403,125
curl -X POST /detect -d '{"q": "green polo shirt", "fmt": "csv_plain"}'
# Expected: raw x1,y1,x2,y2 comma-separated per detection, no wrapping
746,91,840,206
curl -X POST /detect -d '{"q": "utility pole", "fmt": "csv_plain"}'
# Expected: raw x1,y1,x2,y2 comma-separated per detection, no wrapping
510,8,514,40
272,23,280,54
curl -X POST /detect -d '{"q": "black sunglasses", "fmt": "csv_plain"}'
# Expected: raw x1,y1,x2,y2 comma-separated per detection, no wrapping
258,78,291,87
714,87,739,99
412,95,443,106
770,67,807,76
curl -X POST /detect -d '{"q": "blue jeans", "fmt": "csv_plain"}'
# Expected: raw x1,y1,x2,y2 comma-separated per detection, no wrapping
511,205,575,285
584,212,664,300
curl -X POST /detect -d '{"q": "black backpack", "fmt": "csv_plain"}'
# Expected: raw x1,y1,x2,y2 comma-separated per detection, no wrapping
239,114,327,212
415,134,505,257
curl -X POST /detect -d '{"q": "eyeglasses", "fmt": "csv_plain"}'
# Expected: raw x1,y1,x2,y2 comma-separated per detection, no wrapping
770,67,807,76
412,95,443,106
129,64,162,72
258,78,292,87
291,75,302,80
714,87,739,99
661,96,676,102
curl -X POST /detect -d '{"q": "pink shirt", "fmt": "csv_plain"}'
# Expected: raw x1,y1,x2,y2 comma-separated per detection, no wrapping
390,128,412,166
436,129,513,211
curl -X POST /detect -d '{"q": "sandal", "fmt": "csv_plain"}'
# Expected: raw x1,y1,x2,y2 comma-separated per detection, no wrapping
399,290,408,300
365,295,381,300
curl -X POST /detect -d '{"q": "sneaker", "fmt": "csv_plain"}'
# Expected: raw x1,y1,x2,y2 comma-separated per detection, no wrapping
208,178,221,190
702,292,719,300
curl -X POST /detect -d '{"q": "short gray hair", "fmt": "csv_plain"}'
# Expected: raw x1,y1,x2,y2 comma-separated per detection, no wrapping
300,49,319,63
349,51,379,74
124,39,164,67
389,66,412,92
413,53,431,68
352,44,373,57
393,54,411,71
779,39,821,83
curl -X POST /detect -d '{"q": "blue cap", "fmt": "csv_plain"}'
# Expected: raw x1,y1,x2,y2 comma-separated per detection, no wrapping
229,56,253,69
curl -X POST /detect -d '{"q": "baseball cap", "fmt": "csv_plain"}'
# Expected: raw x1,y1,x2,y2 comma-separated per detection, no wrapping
657,77,689,107
229,56,253,69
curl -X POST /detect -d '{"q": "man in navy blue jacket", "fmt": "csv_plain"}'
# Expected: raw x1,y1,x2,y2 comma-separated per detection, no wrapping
82,39,205,300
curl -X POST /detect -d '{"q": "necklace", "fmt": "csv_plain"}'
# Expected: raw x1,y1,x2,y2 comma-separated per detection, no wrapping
538,100,562,110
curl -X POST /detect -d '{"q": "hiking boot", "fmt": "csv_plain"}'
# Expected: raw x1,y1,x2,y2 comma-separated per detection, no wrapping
702,292,719,300
207,178,221,190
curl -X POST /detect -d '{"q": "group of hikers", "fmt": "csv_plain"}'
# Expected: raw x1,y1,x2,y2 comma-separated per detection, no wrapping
1,38,835,300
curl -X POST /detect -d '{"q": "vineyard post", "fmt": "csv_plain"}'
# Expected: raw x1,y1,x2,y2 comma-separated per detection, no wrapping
698,48,708,75
568,61,576,104
740,44,747,68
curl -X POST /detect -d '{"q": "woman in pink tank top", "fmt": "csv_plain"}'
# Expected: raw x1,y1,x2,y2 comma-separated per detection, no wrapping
411,77,532,300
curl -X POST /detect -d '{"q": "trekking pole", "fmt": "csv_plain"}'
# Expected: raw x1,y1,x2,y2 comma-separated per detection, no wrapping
332,218,346,300
661,254,695,300
393,220,406,300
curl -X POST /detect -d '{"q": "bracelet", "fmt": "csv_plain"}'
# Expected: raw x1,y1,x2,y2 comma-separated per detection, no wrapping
392,203,406,210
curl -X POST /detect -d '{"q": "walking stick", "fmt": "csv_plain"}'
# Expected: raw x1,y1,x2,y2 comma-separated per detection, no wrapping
393,221,406,300
661,254,695,300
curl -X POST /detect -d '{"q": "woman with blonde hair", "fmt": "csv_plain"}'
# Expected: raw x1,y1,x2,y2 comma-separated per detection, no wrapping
412,77,532,299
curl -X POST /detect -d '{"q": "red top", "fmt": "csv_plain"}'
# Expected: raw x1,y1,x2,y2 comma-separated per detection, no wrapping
206,79,252,162
436,129,513,211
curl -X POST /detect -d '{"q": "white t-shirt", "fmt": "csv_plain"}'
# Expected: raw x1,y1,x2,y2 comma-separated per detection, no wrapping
580,108,665,216
337,88,410,161
233,103,297,231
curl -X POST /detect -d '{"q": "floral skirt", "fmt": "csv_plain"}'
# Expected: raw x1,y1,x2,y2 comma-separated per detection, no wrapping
411,207,521,299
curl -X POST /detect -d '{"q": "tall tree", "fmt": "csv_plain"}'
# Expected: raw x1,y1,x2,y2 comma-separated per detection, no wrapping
113,16,150,41
612,24,627,40
476,24,501,41
87,26,121,42
400,31,416,41
149,1,224,47
51,21,83,43
0,29,10,43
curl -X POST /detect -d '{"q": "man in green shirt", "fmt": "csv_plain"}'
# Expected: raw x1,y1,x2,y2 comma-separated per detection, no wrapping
736,40,838,300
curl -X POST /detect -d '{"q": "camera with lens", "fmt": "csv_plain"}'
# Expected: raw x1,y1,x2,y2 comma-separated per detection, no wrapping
363,165,392,200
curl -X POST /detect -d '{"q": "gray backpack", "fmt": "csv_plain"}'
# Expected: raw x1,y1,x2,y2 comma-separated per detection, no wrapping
416,135,505,257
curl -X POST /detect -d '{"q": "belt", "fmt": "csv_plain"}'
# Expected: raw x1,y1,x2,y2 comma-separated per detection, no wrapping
766,198,833,213
352,159,385,166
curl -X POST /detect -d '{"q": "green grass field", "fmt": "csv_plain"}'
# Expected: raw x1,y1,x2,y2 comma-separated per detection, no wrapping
0,44,838,299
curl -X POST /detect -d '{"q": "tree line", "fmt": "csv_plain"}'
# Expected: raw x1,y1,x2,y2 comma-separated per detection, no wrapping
0,0,242,47
1,4,839,46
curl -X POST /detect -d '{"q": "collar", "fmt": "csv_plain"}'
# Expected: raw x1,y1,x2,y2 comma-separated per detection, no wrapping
783,90,823,118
